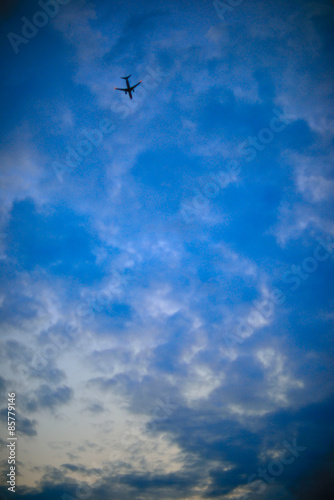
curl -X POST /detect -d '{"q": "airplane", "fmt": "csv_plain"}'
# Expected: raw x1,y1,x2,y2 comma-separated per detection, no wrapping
115,75,141,100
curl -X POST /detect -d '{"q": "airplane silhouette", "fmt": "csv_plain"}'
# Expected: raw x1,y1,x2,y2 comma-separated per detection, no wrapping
115,75,141,100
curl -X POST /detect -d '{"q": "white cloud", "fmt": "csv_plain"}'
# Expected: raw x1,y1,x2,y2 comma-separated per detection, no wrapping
182,363,224,403
0,125,46,221
256,347,304,406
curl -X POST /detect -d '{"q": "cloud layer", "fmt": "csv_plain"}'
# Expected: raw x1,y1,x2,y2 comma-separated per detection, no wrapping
0,0,333,499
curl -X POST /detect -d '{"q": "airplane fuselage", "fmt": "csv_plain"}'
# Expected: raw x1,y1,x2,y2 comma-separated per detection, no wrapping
125,78,133,99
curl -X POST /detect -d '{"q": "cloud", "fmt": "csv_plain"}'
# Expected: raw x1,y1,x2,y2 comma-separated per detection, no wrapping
0,125,46,228
0,408,37,437
1,0,334,497
61,463,102,475
0,375,6,395
84,402,105,414
29,384,73,411
292,446,334,500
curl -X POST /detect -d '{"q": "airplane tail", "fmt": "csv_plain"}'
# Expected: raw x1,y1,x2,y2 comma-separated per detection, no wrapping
121,74,131,79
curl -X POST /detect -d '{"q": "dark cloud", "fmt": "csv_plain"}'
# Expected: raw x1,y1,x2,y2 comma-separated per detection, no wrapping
0,466,204,500
17,415,38,437
0,408,37,437
61,463,103,475
36,385,73,410
1,0,334,499
29,367,66,385
291,447,334,500
0,375,6,395
88,373,182,421
19,384,74,414
3,339,32,364
61,463,88,473
84,402,105,414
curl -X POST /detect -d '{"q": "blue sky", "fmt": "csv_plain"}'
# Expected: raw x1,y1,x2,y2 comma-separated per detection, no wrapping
0,0,334,498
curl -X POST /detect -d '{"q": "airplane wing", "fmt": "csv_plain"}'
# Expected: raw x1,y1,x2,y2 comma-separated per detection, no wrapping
115,87,128,91
130,81,141,91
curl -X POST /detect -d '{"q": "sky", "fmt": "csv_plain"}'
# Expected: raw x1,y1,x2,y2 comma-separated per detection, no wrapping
0,0,334,498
